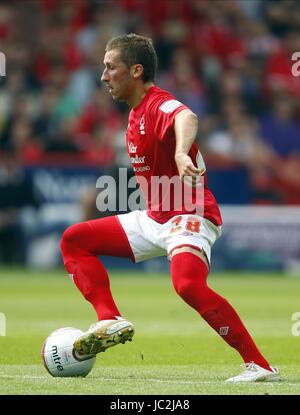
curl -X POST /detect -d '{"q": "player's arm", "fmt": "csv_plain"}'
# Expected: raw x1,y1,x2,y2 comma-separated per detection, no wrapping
174,109,201,181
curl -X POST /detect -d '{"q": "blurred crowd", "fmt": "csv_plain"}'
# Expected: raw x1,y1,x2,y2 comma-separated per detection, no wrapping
0,0,300,231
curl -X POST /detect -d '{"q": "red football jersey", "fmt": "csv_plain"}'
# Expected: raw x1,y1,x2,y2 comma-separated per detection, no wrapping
126,85,222,226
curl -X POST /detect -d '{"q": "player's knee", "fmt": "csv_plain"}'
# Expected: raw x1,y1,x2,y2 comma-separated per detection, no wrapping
60,223,86,255
60,225,75,253
172,274,194,300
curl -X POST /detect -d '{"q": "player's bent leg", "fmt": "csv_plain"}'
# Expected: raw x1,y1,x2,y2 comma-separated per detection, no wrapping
60,216,135,355
170,249,278,380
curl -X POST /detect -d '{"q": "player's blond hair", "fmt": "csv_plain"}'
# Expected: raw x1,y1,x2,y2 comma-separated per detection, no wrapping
105,33,157,83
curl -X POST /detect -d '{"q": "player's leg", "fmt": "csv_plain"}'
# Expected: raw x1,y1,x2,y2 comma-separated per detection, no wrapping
60,215,134,320
60,215,135,354
170,247,280,382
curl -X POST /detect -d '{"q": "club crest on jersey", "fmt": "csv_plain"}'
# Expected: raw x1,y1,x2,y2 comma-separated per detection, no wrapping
128,142,137,153
139,115,145,135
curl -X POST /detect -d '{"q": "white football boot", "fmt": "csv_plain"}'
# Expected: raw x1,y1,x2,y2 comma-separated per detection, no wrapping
73,317,134,355
226,362,281,383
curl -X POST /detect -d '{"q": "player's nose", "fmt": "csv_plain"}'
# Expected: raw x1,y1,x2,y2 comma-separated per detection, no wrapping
101,67,109,83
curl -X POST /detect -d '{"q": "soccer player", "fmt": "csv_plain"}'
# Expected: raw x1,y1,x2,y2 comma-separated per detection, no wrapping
60,34,280,382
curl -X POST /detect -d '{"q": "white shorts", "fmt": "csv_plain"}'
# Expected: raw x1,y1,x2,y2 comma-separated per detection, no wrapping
117,210,222,264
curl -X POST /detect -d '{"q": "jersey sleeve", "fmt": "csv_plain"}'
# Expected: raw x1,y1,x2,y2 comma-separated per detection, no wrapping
148,96,189,141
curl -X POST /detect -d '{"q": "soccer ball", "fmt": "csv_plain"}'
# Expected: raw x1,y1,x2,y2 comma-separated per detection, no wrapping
41,327,96,377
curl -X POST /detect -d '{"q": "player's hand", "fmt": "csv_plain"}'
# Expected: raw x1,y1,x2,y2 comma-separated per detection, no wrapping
175,153,201,182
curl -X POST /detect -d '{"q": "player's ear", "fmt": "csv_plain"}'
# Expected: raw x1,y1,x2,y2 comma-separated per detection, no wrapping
131,64,144,79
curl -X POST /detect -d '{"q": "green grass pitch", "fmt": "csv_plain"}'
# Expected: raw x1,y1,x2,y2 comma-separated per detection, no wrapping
0,267,300,395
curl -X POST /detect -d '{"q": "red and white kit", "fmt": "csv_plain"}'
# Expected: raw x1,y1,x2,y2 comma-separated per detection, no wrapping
118,86,222,263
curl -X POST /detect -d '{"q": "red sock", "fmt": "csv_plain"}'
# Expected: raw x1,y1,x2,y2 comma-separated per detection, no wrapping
60,216,134,321
170,252,271,371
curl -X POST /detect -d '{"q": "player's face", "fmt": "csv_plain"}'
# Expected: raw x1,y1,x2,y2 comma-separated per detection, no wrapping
101,49,134,102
